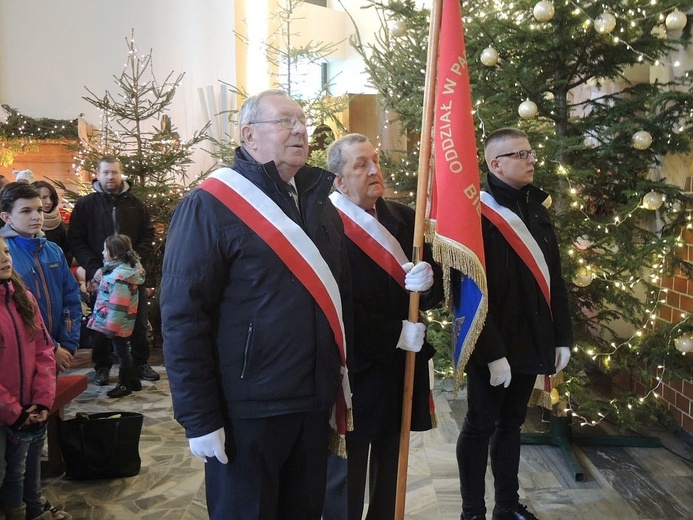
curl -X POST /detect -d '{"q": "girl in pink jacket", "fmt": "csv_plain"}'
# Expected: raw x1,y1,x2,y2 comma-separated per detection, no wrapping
0,236,55,520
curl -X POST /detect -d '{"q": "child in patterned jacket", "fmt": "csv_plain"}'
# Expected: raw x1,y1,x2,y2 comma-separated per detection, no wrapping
87,234,145,398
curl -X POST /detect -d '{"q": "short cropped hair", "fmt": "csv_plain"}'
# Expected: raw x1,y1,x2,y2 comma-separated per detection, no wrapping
326,133,369,175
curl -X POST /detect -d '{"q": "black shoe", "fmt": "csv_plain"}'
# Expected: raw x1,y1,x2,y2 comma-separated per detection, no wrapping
106,383,132,398
94,368,110,386
492,503,538,520
129,377,142,392
138,364,160,381
462,515,485,520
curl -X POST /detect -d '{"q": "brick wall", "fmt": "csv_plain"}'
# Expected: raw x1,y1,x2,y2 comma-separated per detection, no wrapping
655,174,693,433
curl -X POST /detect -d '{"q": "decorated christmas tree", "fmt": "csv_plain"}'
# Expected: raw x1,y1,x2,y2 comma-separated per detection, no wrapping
350,0,693,429
67,33,209,344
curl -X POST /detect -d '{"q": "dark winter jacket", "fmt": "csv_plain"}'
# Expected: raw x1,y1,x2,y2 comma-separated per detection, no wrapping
1,228,82,353
161,147,352,439
467,172,573,375
346,198,443,441
67,180,155,281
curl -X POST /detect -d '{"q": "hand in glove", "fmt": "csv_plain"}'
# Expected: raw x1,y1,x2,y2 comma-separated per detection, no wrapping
396,320,425,353
555,347,571,374
402,261,434,292
189,427,228,464
488,357,512,388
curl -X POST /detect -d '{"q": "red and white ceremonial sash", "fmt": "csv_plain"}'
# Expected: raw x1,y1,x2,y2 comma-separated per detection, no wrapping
480,191,551,308
329,192,408,289
200,168,352,435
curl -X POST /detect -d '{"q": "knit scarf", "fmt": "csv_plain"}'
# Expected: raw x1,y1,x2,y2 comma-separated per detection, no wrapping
42,207,62,231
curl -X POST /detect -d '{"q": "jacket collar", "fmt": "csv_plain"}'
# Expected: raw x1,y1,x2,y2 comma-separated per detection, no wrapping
232,146,333,198
486,172,549,206
92,178,131,195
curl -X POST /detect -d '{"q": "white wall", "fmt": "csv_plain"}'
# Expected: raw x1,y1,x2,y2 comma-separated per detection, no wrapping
0,0,235,174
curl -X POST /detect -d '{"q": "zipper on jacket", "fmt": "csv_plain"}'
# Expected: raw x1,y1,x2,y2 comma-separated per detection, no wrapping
240,322,254,379
4,285,27,405
33,246,53,332
65,309,71,333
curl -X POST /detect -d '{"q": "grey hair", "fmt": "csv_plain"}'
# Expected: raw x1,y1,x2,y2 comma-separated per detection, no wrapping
326,133,369,175
238,89,291,128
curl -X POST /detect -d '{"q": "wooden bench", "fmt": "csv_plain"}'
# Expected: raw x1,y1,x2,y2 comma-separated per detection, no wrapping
44,374,88,474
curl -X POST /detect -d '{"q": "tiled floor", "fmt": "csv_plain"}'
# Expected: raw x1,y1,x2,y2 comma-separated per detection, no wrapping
38,349,693,519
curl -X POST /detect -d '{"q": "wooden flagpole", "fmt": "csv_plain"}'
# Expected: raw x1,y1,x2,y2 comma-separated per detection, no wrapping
395,0,443,517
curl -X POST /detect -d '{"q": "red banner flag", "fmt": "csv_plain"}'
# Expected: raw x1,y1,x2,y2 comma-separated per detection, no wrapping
428,0,487,381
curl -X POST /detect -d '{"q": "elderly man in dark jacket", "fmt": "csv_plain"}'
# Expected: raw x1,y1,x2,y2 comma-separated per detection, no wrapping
68,155,158,385
160,89,352,520
456,128,573,520
323,133,443,520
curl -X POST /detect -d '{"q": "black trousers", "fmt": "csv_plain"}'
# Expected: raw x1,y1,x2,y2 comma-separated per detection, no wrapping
456,367,536,518
346,433,400,520
205,411,331,520
92,284,150,369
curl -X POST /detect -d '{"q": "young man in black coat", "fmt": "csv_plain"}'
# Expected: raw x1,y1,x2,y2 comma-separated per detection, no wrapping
323,133,444,520
68,156,158,386
457,128,573,520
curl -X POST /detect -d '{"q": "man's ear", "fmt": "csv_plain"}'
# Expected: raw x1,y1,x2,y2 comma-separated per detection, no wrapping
333,174,346,194
489,158,501,174
0,212,10,225
240,125,255,150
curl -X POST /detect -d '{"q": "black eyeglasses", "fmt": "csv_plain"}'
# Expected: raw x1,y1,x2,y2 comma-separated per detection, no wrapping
248,117,310,130
495,149,537,160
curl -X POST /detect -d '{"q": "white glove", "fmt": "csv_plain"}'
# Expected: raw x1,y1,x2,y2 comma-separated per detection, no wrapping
402,261,434,292
555,347,571,374
396,320,425,353
188,427,228,464
488,357,512,388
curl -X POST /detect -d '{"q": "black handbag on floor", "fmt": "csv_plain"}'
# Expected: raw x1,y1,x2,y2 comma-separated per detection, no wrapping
58,411,144,480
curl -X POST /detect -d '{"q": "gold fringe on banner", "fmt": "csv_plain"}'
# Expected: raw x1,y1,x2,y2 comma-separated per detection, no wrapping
427,225,488,390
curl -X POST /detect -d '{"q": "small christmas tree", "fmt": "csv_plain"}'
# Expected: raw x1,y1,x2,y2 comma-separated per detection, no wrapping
350,0,693,429
67,32,209,345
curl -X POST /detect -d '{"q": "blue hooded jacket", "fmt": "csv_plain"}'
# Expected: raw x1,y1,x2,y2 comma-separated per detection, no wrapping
0,226,82,352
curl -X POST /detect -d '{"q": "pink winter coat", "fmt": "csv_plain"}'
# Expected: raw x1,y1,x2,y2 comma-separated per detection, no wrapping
0,280,56,427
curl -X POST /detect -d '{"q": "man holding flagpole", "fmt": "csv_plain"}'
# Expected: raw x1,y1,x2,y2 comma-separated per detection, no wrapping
323,133,443,520
456,128,573,520
161,89,352,519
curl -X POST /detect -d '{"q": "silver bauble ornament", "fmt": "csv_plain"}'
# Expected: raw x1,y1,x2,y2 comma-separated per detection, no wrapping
665,9,687,32
594,12,617,34
674,333,693,354
389,20,407,37
518,99,538,119
572,267,593,288
543,91,555,101
632,130,653,150
642,190,664,211
533,1,555,23
480,47,499,67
